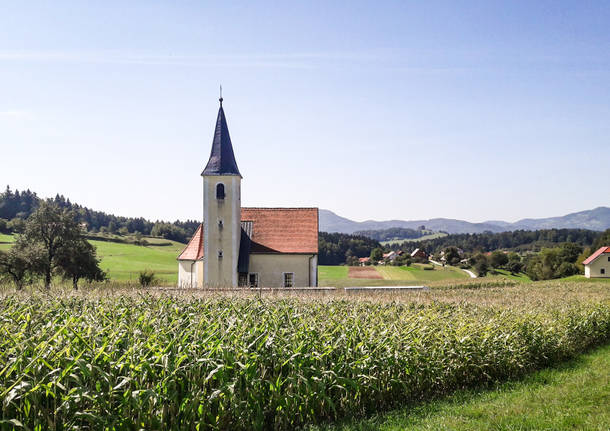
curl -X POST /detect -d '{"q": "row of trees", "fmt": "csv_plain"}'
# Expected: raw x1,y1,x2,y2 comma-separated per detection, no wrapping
458,243,584,279
393,228,600,254
524,243,585,281
353,227,428,242
0,202,106,289
0,186,199,242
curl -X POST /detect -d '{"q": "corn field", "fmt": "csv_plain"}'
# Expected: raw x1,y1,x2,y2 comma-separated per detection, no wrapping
1,285,610,430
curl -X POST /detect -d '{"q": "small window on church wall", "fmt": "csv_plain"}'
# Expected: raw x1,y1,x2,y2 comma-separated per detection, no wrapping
216,183,225,199
218,220,223,229
218,250,223,259
283,272,294,288
602,268,606,275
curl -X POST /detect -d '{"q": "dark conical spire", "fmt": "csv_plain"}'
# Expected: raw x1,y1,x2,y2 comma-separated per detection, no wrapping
201,98,242,177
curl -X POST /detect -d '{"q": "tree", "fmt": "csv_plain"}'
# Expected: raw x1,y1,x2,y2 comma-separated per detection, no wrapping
506,253,523,274
0,241,45,289
489,251,509,269
525,244,581,281
7,218,26,234
470,253,489,277
593,229,610,251
151,222,189,243
56,238,106,289
107,221,117,234
346,255,359,266
370,247,384,264
443,247,461,265
22,201,83,288
575,247,591,273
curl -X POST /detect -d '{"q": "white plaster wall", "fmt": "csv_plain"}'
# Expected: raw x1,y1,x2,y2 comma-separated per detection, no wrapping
585,255,610,278
248,254,317,287
178,260,197,287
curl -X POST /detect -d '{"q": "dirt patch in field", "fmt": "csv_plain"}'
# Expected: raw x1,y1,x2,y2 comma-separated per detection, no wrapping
348,266,383,279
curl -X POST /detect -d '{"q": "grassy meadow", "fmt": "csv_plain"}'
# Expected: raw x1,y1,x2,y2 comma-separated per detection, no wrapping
90,238,184,283
0,232,13,251
319,263,471,287
316,342,610,431
0,233,184,284
380,232,448,246
1,282,609,430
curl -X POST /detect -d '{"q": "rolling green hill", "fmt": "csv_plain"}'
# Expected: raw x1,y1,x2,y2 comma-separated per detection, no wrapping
0,234,183,284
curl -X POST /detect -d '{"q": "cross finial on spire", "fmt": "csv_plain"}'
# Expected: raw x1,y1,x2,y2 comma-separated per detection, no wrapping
219,85,223,107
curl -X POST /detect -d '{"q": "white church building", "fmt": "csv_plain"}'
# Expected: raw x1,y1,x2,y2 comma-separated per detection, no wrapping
177,97,319,288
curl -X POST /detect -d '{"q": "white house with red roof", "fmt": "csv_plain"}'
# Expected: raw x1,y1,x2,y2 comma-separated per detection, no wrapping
583,246,610,278
177,97,318,288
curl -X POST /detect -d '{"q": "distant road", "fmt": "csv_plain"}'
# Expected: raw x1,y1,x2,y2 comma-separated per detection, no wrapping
462,269,477,278
429,259,477,279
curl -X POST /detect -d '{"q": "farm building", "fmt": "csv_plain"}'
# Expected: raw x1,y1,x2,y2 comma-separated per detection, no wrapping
583,246,610,278
410,248,428,259
177,98,319,288
358,257,370,266
382,251,396,262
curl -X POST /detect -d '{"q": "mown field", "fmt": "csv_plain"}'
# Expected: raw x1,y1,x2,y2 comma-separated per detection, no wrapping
380,232,448,246
90,238,184,283
319,264,470,287
1,283,609,430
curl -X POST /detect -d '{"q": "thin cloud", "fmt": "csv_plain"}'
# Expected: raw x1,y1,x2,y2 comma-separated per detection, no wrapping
0,110,30,118
0,49,392,70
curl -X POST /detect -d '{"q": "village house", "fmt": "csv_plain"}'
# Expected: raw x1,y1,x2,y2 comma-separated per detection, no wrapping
583,246,610,278
177,97,319,288
410,248,428,260
358,257,370,266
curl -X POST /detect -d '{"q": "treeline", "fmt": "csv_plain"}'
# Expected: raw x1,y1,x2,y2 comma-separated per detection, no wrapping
0,186,199,243
392,229,600,254
319,232,380,265
353,227,428,242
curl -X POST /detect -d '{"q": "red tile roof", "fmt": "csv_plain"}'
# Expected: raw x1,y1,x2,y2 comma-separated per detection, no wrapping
177,224,204,260
582,246,610,265
242,208,318,254
177,208,318,260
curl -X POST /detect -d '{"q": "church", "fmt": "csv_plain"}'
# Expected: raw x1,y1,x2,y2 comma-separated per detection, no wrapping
177,97,319,288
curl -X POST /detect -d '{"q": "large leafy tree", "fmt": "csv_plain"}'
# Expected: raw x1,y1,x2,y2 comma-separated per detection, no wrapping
56,238,106,289
21,201,104,289
0,240,45,289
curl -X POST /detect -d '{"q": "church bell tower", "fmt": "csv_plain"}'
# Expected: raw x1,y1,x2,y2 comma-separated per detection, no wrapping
201,95,242,287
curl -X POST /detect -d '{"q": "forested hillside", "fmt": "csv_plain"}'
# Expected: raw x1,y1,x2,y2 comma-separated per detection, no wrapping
0,186,198,243
318,232,380,265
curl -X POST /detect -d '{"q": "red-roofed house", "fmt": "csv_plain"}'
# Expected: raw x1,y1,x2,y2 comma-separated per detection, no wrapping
177,98,318,288
583,246,610,278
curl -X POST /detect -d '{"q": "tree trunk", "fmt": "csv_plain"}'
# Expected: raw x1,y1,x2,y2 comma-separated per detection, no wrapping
45,270,51,289
73,277,78,290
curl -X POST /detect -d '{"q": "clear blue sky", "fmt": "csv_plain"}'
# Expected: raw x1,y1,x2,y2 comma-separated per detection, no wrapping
1,1,609,223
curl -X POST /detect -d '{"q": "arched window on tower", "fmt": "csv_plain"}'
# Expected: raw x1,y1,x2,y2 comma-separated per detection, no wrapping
216,183,225,200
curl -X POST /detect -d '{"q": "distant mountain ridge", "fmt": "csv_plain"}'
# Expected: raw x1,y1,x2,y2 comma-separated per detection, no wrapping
320,207,610,234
